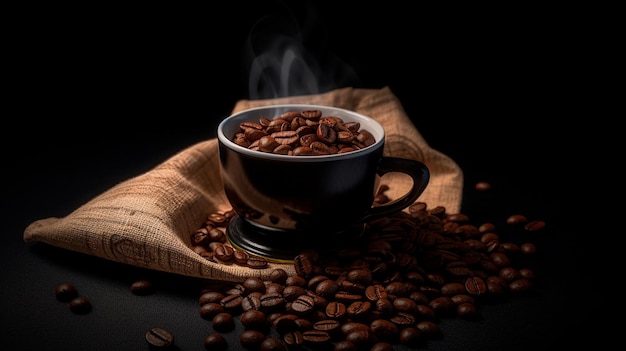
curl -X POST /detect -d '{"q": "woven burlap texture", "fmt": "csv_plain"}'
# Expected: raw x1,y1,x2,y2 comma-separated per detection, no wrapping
23,86,463,282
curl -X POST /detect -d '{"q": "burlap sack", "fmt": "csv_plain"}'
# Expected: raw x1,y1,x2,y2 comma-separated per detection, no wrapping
23,86,463,282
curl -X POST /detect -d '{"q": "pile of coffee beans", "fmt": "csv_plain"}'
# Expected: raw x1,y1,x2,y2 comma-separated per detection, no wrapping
190,183,545,350
190,212,269,269
54,282,92,315
232,109,377,156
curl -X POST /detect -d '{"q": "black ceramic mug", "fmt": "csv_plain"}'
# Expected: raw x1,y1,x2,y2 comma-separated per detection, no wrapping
217,104,429,259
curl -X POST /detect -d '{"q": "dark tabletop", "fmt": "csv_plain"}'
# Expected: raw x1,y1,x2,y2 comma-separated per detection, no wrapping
3,2,601,351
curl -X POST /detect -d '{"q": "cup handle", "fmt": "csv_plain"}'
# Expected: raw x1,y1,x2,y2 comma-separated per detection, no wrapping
361,157,430,222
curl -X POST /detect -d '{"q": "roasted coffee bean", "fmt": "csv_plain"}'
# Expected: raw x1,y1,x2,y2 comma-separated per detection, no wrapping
315,279,340,297
524,220,546,231
429,296,456,316
399,327,424,347
457,302,479,319
200,302,225,320
371,341,395,351
54,282,78,302
370,318,400,341
269,268,289,284
509,278,533,293
506,214,528,225
246,255,269,269
294,253,315,279
233,249,250,265
392,297,417,314
521,242,537,255
345,330,376,348
339,322,368,335
286,275,307,287
199,291,225,305
416,320,441,338
241,295,262,311
334,340,359,351
283,330,304,346
302,330,332,343
239,330,267,349
465,276,488,296
260,293,286,311
365,284,388,301
265,283,284,295
390,312,415,327
290,295,315,314
451,294,475,305
325,301,347,319
203,333,228,351
313,319,341,334
212,312,235,332
347,300,372,320
260,337,287,351
130,280,155,296
220,294,243,311
240,309,268,331
69,296,92,314
282,285,307,301
145,327,174,349
242,277,265,293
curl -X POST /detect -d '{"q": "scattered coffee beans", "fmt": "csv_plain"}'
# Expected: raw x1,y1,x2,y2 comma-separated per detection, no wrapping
232,109,377,156
192,184,546,350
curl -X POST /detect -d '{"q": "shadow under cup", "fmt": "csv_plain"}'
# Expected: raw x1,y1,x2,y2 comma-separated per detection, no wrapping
217,104,429,261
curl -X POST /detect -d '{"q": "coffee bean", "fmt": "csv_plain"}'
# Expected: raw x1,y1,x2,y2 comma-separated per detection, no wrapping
54,282,78,302
283,330,304,346
130,280,154,296
399,327,424,347
199,291,225,305
465,277,488,296
247,255,269,269
68,296,92,314
524,220,546,231
200,302,225,320
302,330,331,343
203,333,228,351
506,214,528,225
290,295,315,315
239,330,267,349
212,312,235,332
260,337,287,351
145,327,174,349
240,309,268,331
370,319,400,341
371,341,395,351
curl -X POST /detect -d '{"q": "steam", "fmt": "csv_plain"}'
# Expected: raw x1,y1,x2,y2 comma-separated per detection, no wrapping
244,5,358,100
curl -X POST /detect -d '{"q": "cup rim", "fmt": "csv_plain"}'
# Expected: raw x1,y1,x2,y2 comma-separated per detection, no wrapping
217,104,385,162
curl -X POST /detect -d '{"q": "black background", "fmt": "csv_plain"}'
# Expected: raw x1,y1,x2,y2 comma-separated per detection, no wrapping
3,2,602,350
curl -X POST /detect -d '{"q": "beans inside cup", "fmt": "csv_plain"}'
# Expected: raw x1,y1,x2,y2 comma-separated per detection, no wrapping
232,109,377,156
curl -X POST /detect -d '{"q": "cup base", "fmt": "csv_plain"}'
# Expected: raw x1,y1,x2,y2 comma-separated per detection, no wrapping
226,215,366,263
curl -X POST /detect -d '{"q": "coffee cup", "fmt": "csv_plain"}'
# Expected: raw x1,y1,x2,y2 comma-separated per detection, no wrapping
217,104,429,259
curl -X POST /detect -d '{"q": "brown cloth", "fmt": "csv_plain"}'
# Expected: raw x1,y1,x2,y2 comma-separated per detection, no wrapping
23,87,463,282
